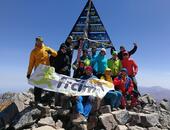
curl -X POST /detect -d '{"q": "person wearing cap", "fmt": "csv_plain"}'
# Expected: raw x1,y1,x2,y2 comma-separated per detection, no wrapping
117,43,137,60
121,51,138,92
101,68,122,110
73,66,96,124
50,43,70,76
94,48,108,78
107,51,122,79
113,68,134,109
27,36,57,103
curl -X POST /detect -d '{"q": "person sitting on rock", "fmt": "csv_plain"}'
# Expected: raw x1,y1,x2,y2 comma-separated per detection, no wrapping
101,68,122,110
113,68,135,109
73,66,96,124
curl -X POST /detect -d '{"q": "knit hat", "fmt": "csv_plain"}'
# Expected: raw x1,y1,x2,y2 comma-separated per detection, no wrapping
121,68,128,74
112,51,118,55
67,36,73,40
85,66,93,72
101,48,106,53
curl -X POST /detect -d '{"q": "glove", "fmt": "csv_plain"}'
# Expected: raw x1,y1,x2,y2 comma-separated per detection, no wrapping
133,43,137,46
27,74,30,79
46,50,52,54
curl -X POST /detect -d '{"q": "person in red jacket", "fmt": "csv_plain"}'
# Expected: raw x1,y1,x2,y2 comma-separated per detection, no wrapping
113,68,134,109
121,51,138,91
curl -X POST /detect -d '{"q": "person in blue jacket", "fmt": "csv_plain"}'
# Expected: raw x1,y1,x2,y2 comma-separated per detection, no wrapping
95,48,108,78
90,46,98,76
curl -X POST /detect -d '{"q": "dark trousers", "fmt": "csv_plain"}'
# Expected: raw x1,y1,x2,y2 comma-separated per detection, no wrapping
34,87,43,102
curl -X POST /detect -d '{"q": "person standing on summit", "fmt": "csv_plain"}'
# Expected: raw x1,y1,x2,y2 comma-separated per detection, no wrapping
118,43,137,60
26,36,57,103
60,36,74,76
110,43,137,60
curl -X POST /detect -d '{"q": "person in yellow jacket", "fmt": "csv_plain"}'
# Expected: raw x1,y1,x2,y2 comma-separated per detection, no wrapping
27,36,57,102
100,68,122,110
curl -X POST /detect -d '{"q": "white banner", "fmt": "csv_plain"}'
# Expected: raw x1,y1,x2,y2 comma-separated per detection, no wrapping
28,65,114,98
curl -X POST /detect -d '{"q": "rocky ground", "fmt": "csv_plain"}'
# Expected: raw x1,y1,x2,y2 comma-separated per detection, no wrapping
0,89,170,130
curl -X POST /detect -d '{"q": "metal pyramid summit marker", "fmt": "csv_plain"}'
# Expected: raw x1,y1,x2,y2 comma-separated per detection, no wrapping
68,0,112,48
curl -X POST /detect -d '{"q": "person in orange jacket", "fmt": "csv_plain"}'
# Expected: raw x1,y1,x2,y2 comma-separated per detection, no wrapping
26,36,57,102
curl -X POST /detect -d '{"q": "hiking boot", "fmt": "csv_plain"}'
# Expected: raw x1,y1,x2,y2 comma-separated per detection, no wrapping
112,108,117,111
72,113,87,125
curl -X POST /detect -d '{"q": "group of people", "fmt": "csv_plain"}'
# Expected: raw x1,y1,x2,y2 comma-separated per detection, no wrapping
27,36,139,123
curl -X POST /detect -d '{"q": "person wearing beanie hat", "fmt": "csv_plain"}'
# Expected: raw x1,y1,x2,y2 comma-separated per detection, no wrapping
49,43,70,76
117,43,138,60
107,50,122,79
113,68,135,109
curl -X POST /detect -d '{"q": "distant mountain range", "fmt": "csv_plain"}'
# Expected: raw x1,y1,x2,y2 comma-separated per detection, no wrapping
139,86,170,102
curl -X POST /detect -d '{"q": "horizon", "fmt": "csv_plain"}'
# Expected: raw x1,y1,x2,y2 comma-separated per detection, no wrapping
0,0,170,93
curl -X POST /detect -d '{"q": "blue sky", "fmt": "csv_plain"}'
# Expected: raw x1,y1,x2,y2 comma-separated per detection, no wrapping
0,0,170,92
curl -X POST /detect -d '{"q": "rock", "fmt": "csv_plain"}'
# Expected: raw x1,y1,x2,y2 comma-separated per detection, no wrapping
111,110,130,125
160,99,170,111
115,125,128,130
55,119,63,128
37,103,51,117
32,126,57,130
138,94,156,106
99,105,111,114
99,113,117,130
51,108,70,122
12,107,41,130
139,113,159,127
0,101,19,129
128,126,146,130
87,115,98,130
148,127,162,130
128,111,141,125
142,104,158,113
38,117,55,127
159,111,170,129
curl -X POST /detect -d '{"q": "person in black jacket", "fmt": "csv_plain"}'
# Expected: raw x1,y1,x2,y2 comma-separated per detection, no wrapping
110,43,137,60
50,44,70,76
118,43,137,60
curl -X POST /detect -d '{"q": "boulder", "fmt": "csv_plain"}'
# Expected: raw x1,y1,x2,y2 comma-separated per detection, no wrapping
128,126,146,130
160,99,170,111
38,117,55,127
115,125,128,130
99,105,111,114
111,110,130,125
139,113,159,127
128,111,141,125
12,107,41,130
32,126,57,130
99,113,117,130
148,127,162,130
0,101,19,129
